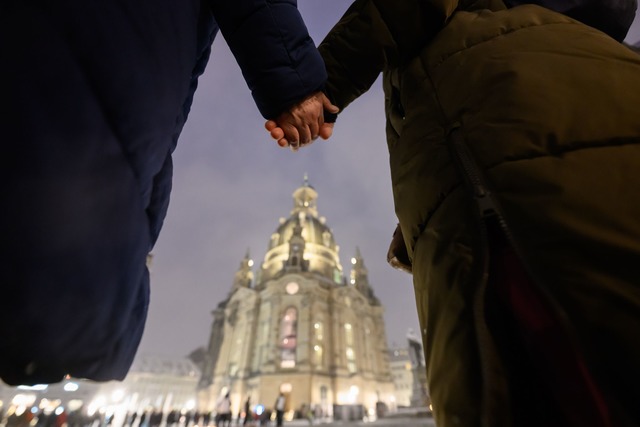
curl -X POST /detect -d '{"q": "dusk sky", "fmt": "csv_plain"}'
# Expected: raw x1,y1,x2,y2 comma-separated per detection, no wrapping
136,3,640,360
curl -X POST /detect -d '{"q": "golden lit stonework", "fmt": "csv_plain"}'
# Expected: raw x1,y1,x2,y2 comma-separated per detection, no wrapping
197,178,394,420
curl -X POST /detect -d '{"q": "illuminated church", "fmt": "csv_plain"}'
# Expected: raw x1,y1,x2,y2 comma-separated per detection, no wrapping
196,178,394,418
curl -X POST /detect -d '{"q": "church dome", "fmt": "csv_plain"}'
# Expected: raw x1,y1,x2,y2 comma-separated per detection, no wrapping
259,177,343,284
271,212,337,250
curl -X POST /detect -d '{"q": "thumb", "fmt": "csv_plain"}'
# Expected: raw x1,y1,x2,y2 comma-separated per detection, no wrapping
321,93,339,114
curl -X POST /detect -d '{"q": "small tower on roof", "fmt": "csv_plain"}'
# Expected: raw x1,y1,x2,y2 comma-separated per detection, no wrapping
232,249,254,290
350,247,380,304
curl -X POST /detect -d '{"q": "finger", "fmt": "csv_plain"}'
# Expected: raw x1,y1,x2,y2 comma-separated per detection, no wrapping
283,125,300,149
297,124,312,146
309,119,320,141
269,127,285,141
319,123,334,140
265,120,278,131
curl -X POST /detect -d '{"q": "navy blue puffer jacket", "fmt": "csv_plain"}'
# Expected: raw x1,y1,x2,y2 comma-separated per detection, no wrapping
0,0,325,385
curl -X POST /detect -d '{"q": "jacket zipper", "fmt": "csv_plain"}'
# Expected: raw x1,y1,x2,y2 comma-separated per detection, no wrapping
448,127,512,427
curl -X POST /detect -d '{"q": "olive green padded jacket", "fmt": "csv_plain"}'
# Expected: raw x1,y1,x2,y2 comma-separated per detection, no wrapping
319,1,640,426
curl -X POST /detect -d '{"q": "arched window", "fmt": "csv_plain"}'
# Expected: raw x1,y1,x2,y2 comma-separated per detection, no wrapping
313,344,323,368
280,307,298,368
345,323,357,373
314,321,324,341
322,231,332,247
312,320,324,369
320,386,328,416
364,319,376,372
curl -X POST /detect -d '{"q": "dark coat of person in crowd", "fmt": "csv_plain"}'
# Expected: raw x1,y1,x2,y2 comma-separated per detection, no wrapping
243,397,252,426
0,0,327,385
310,0,640,426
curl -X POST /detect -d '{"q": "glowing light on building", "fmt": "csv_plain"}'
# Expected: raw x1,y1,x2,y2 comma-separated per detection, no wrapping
63,382,79,392
17,384,47,391
111,389,125,402
88,396,106,416
280,383,293,393
12,394,36,406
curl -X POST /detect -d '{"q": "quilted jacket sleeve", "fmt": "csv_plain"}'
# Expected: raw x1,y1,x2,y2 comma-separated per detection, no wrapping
210,0,327,119
318,0,453,112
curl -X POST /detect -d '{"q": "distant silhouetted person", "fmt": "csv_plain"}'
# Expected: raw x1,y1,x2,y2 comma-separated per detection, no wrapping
274,394,285,427
215,393,231,427
243,397,252,426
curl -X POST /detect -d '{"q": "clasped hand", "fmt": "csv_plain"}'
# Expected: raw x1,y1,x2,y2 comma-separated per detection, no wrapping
265,92,339,151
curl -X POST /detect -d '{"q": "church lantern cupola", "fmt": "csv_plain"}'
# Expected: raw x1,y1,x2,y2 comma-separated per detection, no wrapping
291,173,318,217
259,175,344,284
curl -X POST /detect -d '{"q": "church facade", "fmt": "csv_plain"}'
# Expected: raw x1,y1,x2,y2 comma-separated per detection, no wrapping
197,179,394,419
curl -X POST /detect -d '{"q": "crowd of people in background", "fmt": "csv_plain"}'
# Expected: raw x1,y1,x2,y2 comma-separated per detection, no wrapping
0,399,324,427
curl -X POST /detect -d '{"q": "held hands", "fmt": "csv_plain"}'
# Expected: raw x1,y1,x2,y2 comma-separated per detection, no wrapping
265,92,338,151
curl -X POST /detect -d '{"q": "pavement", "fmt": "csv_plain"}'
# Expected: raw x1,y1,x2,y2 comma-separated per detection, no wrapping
278,416,436,427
